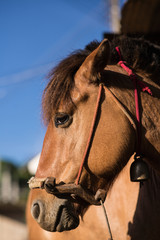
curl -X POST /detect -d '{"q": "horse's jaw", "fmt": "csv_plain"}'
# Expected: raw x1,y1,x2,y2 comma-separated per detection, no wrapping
31,196,79,232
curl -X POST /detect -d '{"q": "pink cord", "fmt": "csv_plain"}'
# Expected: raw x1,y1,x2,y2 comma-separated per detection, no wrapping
75,84,103,185
115,46,152,154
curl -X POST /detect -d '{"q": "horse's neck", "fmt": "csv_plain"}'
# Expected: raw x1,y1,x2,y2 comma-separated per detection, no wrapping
140,75,160,171
105,159,160,240
127,166,160,239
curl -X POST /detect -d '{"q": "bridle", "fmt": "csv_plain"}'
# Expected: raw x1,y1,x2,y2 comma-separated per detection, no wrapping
28,84,137,198
28,47,152,240
28,83,113,239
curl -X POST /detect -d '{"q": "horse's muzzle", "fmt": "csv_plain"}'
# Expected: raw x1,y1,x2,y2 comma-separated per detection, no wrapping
31,197,79,232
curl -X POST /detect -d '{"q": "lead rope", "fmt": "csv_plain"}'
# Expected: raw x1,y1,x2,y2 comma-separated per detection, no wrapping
74,83,113,240
100,200,113,240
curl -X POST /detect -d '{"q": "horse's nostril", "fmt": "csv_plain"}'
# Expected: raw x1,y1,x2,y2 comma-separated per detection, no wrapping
31,201,43,221
32,203,40,219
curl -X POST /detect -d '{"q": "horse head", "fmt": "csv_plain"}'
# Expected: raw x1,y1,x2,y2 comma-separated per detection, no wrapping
28,39,137,232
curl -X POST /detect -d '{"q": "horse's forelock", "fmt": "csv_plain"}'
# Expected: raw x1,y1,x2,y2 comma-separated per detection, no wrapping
42,42,100,125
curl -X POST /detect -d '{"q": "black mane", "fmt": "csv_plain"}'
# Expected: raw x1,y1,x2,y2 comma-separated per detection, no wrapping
110,36,160,75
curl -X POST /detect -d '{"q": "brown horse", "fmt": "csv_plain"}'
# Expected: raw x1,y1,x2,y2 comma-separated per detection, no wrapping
26,36,160,240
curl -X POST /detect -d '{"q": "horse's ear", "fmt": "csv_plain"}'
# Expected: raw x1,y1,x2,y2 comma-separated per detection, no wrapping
75,39,110,85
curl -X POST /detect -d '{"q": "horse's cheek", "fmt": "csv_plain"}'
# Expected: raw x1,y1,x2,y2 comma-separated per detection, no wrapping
87,120,134,178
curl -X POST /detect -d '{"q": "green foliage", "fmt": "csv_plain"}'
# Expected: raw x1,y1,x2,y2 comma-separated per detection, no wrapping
17,166,32,188
0,159,32,186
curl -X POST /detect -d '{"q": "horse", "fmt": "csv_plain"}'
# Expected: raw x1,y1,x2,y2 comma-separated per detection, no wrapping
26,36,160,240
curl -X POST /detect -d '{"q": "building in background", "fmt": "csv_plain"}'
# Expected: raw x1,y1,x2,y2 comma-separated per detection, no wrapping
27,153,40,175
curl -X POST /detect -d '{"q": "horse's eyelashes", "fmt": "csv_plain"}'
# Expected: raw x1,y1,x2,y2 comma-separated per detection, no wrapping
54,113,72,128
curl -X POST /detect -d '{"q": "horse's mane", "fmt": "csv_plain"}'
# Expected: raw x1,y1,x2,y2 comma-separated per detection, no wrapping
110,36,160,75
42,36,160,124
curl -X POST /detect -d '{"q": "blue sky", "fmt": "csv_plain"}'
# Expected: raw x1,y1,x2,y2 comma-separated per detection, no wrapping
0,0,125,166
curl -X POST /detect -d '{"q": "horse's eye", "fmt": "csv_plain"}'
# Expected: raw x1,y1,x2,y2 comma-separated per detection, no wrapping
54,113,71,128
